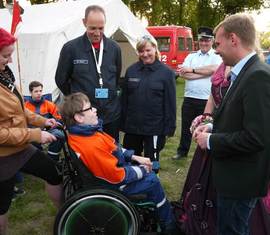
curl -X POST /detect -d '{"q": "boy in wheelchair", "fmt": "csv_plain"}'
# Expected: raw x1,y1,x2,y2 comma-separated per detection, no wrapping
59,92,177,234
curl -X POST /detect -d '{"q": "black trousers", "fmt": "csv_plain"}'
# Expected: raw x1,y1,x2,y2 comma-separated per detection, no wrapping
177,97,207,155
103,118,120,141
0,149,62,214
123,133,166,162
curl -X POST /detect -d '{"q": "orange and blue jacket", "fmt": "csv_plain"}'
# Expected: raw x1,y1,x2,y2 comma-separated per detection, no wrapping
24,97,61,120
68,129,147,185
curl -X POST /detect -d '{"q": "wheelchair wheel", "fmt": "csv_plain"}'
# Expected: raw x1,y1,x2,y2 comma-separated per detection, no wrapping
54,188,140,235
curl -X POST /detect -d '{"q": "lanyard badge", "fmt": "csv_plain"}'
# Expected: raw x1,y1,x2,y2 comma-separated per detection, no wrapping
92,40,108,99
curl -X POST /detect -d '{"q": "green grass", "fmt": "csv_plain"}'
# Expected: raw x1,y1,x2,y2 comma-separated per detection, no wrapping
8,79,196,235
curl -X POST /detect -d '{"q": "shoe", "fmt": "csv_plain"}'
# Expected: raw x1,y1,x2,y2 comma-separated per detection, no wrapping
14,186,26,196
12,186,26,201
172,153,187,160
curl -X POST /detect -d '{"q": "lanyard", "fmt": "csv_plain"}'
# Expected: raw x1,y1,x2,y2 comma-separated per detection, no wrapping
91,39,104,88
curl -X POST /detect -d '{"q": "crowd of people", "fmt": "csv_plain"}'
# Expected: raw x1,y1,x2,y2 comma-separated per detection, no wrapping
0,4,270,235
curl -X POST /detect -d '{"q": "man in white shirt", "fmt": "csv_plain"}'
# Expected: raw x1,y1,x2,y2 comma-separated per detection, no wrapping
173,27,222,160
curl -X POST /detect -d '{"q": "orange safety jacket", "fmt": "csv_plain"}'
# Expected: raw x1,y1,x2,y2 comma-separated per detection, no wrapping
68,132,126,184
25,98,61,120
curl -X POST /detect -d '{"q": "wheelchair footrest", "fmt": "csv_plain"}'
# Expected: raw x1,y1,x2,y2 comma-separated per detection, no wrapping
127,193,148,201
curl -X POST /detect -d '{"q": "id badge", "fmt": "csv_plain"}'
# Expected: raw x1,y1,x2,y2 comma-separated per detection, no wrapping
95,88,108,99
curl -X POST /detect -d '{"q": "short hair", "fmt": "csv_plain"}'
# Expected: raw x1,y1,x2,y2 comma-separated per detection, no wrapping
214,14,256,49
59,92,89,127
84,5,106,20
136,35,160,60
0,28,16,51
29,81,43,92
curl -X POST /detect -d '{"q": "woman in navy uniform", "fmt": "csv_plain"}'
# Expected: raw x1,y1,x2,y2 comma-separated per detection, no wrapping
121,36,176,173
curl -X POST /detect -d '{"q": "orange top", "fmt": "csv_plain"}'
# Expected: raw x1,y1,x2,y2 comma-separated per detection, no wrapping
68,132,126,184
25,99,61,120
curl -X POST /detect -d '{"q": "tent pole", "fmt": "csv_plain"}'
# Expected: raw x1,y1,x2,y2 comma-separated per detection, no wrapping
15,40,22,93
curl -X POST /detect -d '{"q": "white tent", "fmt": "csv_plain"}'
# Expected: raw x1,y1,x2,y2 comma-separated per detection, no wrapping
0,0,152,99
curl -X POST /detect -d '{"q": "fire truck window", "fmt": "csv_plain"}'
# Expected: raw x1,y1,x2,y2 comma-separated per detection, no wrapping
178,37,185,51
155,37,170,52
186,38,193,51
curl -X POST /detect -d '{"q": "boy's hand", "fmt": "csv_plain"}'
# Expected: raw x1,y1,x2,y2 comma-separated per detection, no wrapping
45,118,57,128
132,155,152,172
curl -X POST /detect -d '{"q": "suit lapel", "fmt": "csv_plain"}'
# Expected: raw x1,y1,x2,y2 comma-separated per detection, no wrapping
214,55,259,119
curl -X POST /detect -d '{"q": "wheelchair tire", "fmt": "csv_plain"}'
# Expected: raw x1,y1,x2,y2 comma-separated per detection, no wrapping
54,188,140,235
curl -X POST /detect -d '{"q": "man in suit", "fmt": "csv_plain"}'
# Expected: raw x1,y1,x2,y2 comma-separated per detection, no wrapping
194,14,270,235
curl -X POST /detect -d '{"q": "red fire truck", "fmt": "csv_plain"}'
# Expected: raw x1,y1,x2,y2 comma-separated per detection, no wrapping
147,26,194,72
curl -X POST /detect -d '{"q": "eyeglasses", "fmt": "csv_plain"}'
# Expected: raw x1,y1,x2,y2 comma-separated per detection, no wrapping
78,106,92,113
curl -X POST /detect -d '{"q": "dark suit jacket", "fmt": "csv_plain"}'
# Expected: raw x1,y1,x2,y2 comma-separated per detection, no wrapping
210,55,270,198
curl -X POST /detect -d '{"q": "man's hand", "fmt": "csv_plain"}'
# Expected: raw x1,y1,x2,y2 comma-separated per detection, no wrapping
195,132,210,150
132,155,153,173
44,118,57,128
177,66,192,76
193,124,212,139
41,131,57,144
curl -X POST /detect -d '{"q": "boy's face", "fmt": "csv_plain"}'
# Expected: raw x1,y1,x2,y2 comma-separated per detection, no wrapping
31,86,43,101
76,101,98,126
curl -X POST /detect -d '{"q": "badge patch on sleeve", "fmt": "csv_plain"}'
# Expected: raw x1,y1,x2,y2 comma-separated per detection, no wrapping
73,59,88,64
128,77,140,82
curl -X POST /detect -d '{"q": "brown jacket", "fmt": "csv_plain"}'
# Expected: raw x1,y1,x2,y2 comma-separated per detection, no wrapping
0,83,46,157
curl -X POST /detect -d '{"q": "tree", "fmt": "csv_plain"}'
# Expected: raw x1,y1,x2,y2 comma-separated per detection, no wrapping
260,31,270,49
123,0,265,37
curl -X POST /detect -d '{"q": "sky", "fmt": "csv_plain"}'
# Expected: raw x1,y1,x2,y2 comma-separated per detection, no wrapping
250,8,270,32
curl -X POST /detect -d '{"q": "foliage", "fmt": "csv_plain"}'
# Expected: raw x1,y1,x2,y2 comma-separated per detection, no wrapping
123,0,266,37
1,0,268,38
260,31,270,49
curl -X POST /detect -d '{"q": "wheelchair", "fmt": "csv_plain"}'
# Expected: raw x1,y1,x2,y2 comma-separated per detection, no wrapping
54,129,160,235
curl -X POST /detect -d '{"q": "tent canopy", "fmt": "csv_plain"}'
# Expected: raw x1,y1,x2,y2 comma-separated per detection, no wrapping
0,0,152,98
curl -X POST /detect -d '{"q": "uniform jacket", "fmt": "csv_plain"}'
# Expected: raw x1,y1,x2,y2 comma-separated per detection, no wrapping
55,33,122,124
121,60,176,136
25,97,61,120
67,123,147,185
0,67,46,157
210,55,270,198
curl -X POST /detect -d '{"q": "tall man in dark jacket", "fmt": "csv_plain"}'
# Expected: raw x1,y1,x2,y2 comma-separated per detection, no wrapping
195,14,270,235
55,5,122,140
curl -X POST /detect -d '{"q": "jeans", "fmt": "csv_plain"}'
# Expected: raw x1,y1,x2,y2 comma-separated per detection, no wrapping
32,128,65,161
217,194,258,235
47,128,65,161
121,173,173,230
